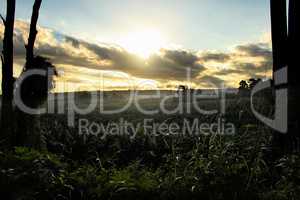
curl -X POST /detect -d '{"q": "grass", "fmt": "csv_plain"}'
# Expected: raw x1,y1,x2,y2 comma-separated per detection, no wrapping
0,92,299,199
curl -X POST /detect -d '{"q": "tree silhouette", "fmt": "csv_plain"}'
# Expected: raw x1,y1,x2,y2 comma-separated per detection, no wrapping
288,0,299,85
14,0,57,148
18,56,57,108
238,80,248,90
287,0,300,152
19,0,58,106
178,85,188,92
270,0,288,74
15,56,57,148
270,0,300,153
248,78,262,90
0,0,16,143
238,80,249,97
1,0,15,100
25,0,42,70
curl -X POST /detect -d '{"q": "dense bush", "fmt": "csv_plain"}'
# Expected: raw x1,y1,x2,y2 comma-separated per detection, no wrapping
1,130,300,200
1,96,298,199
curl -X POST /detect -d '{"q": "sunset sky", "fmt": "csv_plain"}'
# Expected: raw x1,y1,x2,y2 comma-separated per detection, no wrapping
0,0,273,92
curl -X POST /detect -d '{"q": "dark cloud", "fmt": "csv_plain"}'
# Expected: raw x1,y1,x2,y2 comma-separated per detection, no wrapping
235,43,272,58
72,41,205,80
163,49,199,66
234,62,267,72
214,69,243,76
65,36,80,48
200,52,231,62
215,60,272,80
145,53,205,80
81,42,112,60
205,43,273,81
36,43,97,67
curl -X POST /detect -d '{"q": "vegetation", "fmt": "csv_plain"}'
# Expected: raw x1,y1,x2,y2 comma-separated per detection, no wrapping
0,95,299,200
0,125,300,199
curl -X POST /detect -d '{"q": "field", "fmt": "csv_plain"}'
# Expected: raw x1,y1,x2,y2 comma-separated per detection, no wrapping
1,91,300,200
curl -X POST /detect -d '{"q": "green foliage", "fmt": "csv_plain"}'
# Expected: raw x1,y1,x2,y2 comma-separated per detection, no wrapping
1,132,299,200
0,96,298,199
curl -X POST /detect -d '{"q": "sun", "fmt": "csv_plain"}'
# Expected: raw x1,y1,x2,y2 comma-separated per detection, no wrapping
119,29,165,58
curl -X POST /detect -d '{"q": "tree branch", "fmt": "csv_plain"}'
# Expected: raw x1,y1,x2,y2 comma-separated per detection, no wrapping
0,54,4,63
0,14,6,25
26,0,42,67
1,54,4,66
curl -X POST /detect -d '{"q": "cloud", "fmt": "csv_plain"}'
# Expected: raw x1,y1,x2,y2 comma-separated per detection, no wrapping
195,42,272,87
235,43,272,58
0,20,273,91
61,36,206,80
200,51,231,62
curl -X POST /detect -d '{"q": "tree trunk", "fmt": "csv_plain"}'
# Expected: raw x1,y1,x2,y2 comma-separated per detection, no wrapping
1,0,16,145
288,0,299,85
270,0,288,153
287,0,300,152
270,0,288,74
15,0,46,150
25,0,42,69
270,0,300,153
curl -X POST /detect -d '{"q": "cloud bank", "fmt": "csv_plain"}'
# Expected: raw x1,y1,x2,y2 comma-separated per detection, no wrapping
0,21,272,92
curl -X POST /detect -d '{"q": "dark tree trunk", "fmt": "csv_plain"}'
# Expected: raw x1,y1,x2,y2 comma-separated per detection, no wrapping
1,0,15,100
287,0,300,152
270,0,288,73
288,0,299,85
15,0,46,150
1,0,16,145
270,0,288,153
270,0,300,153
25,0,42,69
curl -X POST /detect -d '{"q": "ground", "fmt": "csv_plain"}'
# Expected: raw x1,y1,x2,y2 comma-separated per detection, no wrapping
0,91,299,199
